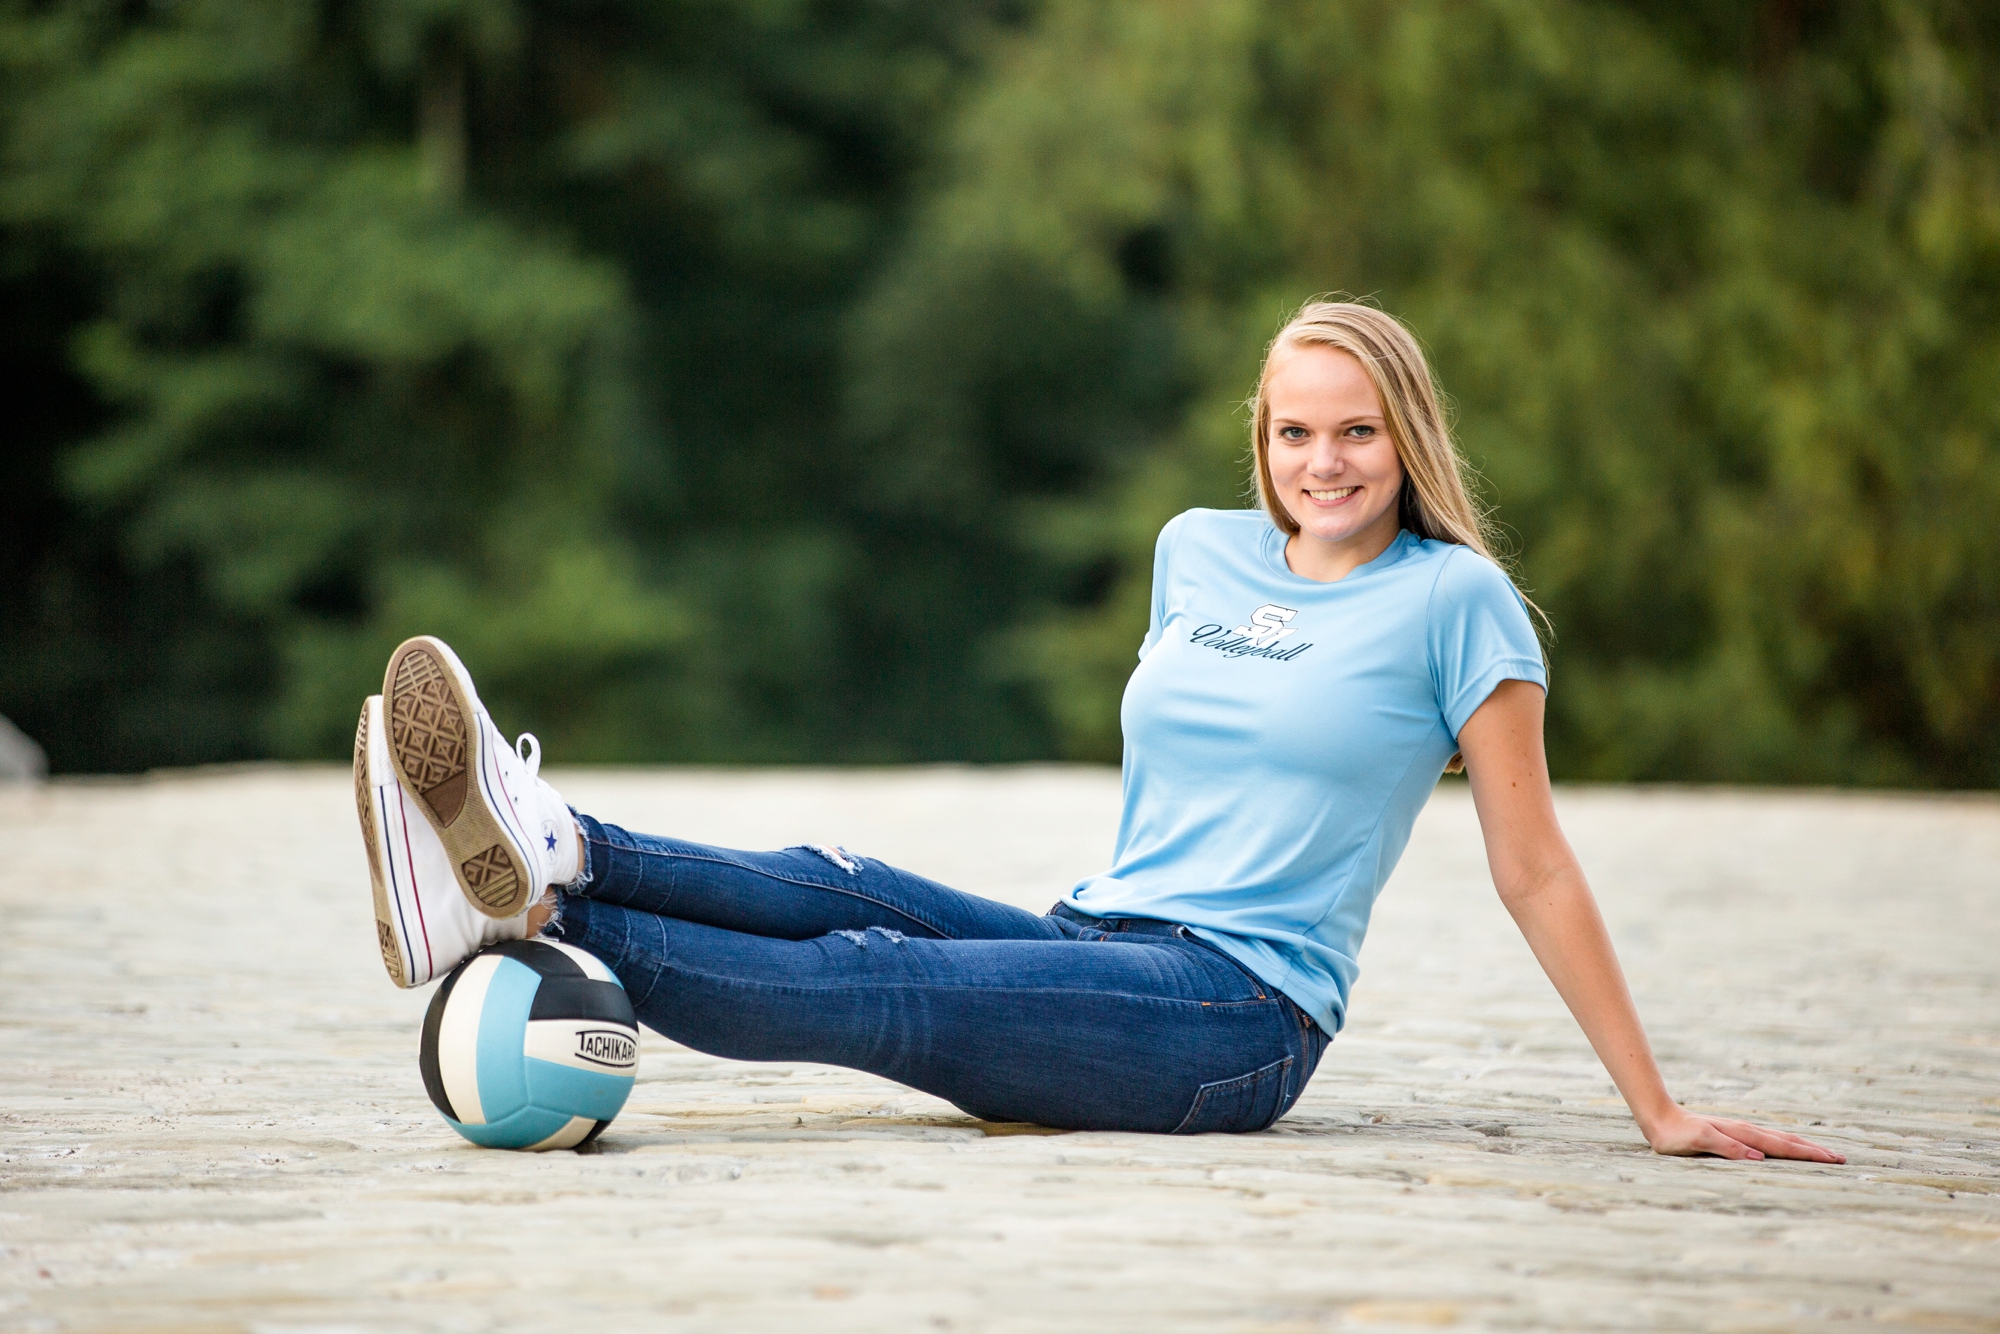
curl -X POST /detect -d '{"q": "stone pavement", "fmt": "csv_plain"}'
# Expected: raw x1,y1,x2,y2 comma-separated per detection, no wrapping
1,767,1995,1333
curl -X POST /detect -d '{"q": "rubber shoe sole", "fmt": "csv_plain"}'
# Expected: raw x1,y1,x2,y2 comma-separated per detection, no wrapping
354,699,413,986
383,636,537,919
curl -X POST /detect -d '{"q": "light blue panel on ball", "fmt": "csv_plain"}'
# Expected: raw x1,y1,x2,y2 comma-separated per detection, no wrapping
450,1105,575,1151
473,956,541,1122
524,1057,635,1122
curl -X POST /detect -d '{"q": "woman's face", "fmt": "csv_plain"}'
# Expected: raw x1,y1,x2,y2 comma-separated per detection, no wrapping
1264,345,1406,570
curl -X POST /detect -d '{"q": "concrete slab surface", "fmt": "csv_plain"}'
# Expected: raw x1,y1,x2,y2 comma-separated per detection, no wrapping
1,767,1995,1332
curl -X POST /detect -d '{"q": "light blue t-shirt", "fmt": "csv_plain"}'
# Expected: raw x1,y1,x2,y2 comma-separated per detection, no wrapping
1064,508,1547,1035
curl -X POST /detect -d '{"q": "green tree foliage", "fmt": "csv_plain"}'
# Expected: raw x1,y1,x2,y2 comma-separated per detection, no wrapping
4,0,1996,785
1,0,1035,768
855,0,2000,786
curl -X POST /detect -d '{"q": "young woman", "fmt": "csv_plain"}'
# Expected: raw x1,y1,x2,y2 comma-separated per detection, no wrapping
354,300,1841,1160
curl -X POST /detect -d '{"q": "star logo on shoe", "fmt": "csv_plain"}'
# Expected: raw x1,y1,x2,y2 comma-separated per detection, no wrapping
544,831,558,851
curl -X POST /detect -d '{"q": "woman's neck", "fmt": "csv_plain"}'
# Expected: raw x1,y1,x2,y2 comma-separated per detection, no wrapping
1283,514,1402,583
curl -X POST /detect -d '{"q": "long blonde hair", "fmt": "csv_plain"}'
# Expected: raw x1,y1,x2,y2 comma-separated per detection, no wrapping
1249,299,1544,768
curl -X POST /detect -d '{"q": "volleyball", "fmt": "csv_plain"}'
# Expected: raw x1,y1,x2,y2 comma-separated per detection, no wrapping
418,940,640,1151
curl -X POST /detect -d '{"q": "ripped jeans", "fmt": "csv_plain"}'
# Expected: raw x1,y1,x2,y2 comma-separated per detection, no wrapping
550,815,1329,1134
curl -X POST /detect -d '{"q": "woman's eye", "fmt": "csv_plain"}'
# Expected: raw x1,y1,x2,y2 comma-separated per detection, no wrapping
1279,426,1307,441
1348,425,1375,439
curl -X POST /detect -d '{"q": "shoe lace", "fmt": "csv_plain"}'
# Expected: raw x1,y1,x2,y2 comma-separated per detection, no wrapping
514,732,542,778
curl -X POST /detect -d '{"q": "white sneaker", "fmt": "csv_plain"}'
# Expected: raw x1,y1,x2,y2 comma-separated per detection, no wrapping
381,636,581,919
353,695,530,988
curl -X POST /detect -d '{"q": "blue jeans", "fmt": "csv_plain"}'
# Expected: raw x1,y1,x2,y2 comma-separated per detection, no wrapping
550,815,1329,1134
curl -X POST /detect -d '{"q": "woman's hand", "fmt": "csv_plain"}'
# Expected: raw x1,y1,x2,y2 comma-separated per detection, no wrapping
1643,1108,1846,1163
1458,681,1848,1169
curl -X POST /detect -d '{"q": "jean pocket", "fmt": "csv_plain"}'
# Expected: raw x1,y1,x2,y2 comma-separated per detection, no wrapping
1171,1055,1294,1135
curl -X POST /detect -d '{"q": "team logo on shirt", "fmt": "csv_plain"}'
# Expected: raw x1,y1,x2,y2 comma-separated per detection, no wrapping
1189,604,1314,661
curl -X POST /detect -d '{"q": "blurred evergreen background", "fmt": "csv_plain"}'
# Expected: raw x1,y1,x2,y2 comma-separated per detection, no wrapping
3,0,1995,785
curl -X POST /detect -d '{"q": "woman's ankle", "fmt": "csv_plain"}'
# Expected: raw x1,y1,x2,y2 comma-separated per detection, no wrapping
526,889,559,937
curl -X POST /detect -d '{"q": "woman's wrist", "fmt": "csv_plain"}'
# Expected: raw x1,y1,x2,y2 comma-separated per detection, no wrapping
1627,1088,1684,1141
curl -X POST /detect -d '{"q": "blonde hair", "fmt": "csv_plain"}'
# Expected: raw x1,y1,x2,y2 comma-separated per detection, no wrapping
1249,299,1544,769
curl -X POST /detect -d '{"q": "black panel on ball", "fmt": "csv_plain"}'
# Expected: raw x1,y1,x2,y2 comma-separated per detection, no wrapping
418,957,472,1120
488,940,586,978
528,976,637,1025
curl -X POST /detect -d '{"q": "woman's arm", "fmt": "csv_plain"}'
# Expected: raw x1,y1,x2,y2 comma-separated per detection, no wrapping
1455,680,1843,1163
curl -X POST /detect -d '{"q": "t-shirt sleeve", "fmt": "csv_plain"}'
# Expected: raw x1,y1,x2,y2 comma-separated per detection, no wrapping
1136,513,1185,661
1426,548,1547,738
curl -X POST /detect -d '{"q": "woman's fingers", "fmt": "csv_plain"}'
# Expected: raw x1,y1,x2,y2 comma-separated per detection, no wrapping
1709,1118,1846,1163
1650,1116,1756,1158
1649,1112,1846,1163
1694,1124,1763,1160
